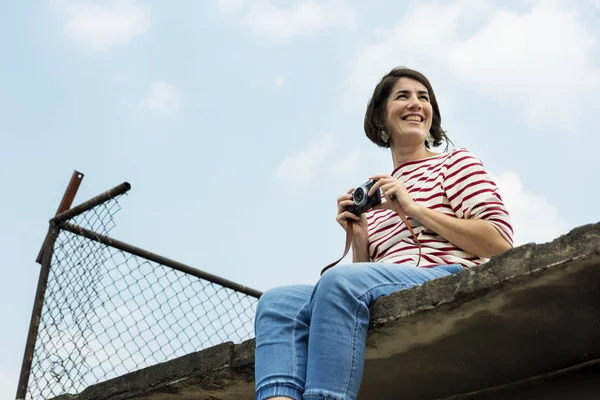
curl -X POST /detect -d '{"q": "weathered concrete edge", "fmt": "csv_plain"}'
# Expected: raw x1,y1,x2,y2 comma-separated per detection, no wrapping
52,340,256,400
368,222,600,326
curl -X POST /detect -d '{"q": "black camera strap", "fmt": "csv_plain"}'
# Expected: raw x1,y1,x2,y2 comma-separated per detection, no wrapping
321,200,422,275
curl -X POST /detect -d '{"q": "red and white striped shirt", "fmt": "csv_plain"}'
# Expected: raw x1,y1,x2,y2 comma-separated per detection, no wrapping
366,148,513,269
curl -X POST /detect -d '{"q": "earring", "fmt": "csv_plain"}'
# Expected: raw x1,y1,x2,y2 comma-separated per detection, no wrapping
426,134,434,147
381,130,389,143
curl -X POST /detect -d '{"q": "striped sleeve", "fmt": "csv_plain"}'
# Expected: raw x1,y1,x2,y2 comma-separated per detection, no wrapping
443,150,514,246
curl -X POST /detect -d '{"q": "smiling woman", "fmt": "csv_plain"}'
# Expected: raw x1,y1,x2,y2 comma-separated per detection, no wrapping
253,67,514,400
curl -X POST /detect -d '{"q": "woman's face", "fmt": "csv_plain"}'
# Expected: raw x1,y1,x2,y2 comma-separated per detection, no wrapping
384,77,433,145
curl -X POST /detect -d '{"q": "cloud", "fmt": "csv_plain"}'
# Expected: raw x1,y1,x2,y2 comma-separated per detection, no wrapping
583,0,600,11
142,81,181,115
494,171,569,245
219,0,355,42
217,0,244,14
344,0,600,133
274,74,287,88
330,147,361,177
274,135,361,191
58,0,151,51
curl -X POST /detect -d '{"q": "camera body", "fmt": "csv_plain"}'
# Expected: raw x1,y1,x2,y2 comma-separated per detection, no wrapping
347,180,382,216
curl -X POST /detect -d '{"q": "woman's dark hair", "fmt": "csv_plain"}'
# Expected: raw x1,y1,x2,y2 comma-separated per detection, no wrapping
364,67,452,150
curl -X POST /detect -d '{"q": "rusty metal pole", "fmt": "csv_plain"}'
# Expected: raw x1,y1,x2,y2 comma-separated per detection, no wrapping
36,170,84,264
16,223,59,400
51,182,130,224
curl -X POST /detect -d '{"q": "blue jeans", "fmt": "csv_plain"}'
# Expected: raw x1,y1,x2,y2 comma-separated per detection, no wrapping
254,263,463,400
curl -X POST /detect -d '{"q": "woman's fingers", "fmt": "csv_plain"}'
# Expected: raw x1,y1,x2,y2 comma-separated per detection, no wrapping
367,175,394,196
337,200,355,214
336,194,351,203
336,189,354,204
337,196,353,212
339,199,355,207
337,188,360,228
385,187,398,200
337,188,356,211
336,211,360,230
380,182,396,192
366,181,383,196
337,211,360,222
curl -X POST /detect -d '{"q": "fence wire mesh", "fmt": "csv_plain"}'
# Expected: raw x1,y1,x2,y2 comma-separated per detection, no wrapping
26,195,258,400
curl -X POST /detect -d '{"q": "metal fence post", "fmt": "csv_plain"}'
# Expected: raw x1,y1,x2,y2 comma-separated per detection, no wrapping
16,223,59,400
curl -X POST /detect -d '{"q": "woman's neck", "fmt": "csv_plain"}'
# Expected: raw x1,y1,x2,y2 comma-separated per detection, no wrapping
391,144,436,169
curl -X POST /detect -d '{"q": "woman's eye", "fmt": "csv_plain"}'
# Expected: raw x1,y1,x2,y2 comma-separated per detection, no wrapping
420,96,430,101
396,94,407,99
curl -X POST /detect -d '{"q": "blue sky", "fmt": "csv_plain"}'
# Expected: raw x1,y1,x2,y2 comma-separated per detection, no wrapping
2,0,599,397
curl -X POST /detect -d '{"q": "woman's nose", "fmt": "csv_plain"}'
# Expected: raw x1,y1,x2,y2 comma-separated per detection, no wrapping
407,97,421,110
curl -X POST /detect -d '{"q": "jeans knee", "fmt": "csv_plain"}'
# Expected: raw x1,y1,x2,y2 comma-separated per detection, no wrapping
313,265,360,301
256,286,289,317
256,285,312,324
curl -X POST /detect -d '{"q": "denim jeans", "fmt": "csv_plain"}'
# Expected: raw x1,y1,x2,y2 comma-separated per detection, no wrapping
254,262,463,400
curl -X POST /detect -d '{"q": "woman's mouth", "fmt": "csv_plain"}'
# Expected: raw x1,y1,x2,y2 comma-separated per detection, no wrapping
402,114,423,123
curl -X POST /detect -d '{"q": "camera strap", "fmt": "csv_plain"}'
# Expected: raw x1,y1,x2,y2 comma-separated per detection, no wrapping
321,200,422,275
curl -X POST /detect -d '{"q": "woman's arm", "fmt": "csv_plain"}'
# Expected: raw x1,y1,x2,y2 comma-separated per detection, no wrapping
352,237,370,263
409,204,512,258
370,152,514,259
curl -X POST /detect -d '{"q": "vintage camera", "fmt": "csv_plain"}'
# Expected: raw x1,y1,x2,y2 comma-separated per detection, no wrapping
347,180,382,216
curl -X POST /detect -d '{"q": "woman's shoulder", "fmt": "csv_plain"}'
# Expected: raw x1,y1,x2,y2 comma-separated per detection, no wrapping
446,147,477,159
443,148,485,166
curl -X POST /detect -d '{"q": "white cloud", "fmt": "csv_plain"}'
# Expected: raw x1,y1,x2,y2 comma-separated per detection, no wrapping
58,0,151,51
494,171,569,245
344,0,600,134
219,0,355,42
275,135,335,187
142,81,181,115
274,74,287,88
217,0,244,14
583,0,600,11
330,147,361,176
274,135,361,191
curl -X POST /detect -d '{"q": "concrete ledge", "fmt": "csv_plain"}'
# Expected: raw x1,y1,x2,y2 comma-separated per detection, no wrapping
51,222,600,400
51,340,256,400
361,222,600,399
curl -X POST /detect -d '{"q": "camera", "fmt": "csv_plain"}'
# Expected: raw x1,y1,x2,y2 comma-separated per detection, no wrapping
347,180,382,216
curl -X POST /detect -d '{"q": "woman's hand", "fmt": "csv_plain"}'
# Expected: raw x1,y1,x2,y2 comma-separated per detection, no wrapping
368,174,421,218
337,188,370,262
336,188,369,241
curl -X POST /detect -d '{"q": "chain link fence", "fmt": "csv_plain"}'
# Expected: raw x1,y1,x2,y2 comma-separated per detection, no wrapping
20,184,261,400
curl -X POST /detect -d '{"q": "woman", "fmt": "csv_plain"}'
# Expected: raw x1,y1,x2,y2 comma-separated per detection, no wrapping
254,67,513,400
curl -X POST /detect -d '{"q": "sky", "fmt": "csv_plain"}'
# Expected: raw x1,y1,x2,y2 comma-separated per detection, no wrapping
1,0,600,397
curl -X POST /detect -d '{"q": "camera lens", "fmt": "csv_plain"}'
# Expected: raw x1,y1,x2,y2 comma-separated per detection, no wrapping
353,188,365,205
